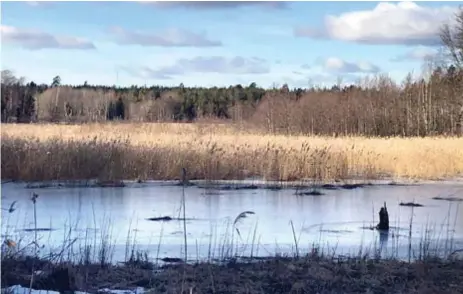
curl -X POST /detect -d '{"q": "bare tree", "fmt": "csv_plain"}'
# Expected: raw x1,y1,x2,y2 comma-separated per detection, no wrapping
1,70,25,85
440,6,463,69
440,6,463,136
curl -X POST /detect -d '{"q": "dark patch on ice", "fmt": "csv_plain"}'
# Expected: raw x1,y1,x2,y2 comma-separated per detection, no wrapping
23,228,56,232
321,184,339,190
399,202,424,207
432,196,463,202
319,229,353,234
295,190,324,196
146,216,195,222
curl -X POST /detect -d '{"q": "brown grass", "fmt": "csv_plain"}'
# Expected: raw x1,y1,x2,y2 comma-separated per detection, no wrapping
2,122,463,182
4,254,463,293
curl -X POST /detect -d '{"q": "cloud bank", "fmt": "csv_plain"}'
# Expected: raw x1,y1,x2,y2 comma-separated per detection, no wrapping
1,25,96,50
109,26,222,47
122,56,270,80
391,47,439,62
295,2,456,46
303,57,380,74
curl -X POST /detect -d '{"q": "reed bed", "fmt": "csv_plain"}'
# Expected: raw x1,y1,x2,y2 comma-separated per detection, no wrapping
2,123,463,182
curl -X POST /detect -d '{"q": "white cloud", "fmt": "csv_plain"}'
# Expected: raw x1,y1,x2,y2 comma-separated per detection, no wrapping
25,1,41,6
0,25,96,50
295,2,457,46
119,66,173,80
307,57,380,74
109,26,221,47
293,57,382,87
24,1,54,8
391,46,439,62
121,56,271,80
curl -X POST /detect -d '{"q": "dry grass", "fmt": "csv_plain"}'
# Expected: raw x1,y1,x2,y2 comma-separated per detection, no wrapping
4,248,463,294
2,122,463,182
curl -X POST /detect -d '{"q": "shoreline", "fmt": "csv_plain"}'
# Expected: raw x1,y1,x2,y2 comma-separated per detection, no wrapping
2,177,463,190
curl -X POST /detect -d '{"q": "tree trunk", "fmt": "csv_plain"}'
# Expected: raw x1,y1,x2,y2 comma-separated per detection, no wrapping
457,104,463,137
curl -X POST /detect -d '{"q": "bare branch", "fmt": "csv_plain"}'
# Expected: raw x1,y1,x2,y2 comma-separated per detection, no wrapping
439,7,463,68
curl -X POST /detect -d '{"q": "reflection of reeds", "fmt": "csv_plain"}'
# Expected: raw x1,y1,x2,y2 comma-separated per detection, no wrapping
2,123,463,182
28,192,39,291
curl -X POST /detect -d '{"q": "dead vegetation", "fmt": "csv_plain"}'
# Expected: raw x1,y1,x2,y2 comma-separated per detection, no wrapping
3,251,463,293
2,123,463,182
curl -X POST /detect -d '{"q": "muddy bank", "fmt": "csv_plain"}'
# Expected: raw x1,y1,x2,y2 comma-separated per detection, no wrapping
5,177,463,191
2,253,463,294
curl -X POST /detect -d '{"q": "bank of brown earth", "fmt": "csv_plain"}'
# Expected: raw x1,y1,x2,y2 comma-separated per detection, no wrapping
2,254,463,294
2,124,463,182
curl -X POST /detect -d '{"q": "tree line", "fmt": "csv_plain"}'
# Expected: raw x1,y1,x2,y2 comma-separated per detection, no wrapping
1,66,462,137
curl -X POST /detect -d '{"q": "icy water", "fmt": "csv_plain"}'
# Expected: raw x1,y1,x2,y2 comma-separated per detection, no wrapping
1,181,462,263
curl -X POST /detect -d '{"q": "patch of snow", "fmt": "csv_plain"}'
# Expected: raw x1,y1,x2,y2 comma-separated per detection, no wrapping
97,287,145,294
1,286,145,294
1,285,60,294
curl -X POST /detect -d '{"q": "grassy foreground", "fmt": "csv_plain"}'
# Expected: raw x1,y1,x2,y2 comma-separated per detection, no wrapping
2,123,463,182
3,251,463,293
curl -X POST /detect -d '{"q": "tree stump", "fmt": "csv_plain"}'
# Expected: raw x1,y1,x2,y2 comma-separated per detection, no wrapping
376,202,389,231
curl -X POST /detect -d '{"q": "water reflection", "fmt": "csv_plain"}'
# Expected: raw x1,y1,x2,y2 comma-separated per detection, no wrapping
378,230,389,253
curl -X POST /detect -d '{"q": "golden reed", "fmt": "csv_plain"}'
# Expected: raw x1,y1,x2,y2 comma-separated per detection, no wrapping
2,123,462,182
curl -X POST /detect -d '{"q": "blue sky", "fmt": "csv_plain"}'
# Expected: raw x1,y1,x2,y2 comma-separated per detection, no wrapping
1,1,460,88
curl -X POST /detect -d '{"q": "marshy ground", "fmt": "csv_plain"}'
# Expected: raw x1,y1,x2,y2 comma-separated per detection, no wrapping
2,253,463,294
1,123,463,182
2,122,463,293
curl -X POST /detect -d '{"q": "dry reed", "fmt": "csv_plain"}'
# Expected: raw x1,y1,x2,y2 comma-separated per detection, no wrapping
2,123,463,182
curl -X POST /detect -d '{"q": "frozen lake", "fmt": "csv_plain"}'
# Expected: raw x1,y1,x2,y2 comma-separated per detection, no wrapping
1,181,462,263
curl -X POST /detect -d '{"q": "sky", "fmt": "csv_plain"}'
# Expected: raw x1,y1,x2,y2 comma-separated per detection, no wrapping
0,1,460,88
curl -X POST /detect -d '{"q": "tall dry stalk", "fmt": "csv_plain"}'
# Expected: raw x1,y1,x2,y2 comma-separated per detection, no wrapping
179,167,188,294
233,211,255,240
290,220,299,258
231,211,256,258
28,193,39,294
181,167,188,262
408,204,415,263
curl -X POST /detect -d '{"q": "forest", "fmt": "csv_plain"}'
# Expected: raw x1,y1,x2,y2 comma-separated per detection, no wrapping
2,65,462,137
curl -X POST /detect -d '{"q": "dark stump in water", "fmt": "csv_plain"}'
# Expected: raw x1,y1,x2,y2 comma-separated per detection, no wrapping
376,202,389,231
